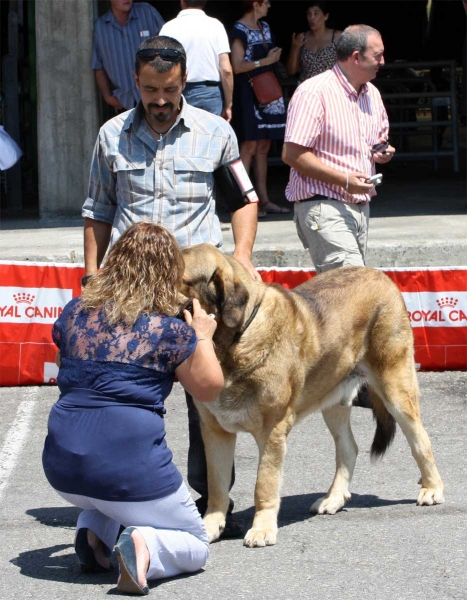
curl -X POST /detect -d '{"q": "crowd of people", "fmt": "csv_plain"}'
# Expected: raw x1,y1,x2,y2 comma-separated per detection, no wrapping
42,0,397,595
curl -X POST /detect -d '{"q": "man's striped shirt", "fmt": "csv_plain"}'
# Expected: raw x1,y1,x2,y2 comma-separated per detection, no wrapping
285,64,389,204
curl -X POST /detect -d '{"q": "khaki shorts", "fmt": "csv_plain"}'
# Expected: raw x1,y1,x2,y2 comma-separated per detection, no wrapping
294,198,370,273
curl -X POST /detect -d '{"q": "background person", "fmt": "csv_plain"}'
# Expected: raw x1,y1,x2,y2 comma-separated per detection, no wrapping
230,0,290,217
286,1,342,83
83,35,260,540
160,0,233,121
42,223,222,594
282,24,395,272
92,0,165,111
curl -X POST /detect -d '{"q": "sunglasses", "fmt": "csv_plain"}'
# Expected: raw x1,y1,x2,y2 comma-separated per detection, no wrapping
136,48,184,62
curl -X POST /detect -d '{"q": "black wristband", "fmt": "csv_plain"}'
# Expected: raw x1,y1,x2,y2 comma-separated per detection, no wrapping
81,275,93,287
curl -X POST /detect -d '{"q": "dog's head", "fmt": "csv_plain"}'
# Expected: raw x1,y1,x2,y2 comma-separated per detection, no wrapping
180,244,250,329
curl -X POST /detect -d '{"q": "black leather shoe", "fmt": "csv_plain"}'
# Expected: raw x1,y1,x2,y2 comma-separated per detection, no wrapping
195,498,244,539
114,527,149,596
220,513,244,539
75,528,113,574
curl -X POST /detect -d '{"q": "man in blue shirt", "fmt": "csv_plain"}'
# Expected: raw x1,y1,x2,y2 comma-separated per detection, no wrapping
92,0,165,110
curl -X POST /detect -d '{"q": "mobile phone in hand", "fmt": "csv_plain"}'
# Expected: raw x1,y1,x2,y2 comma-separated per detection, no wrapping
371,141,388,154
367,173,383,186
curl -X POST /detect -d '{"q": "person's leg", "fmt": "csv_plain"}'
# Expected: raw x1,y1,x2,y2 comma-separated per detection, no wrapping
294,199,365,272
239,140,258,174
55,490,120,570
186,393,235,515
254,139,290,215
186,392,209,499
97,482,210,581
355,203,370,264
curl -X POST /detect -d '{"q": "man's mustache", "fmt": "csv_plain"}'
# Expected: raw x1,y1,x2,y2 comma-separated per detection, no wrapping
148,103,173,110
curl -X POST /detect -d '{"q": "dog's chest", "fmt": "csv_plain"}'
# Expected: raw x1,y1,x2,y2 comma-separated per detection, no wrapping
204,393,260,433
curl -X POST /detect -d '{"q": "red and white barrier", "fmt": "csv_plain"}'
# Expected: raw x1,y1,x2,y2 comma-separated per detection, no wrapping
0,261,466,386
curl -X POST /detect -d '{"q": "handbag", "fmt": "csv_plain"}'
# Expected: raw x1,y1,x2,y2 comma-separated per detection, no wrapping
248,70,283,105
247,21,283,106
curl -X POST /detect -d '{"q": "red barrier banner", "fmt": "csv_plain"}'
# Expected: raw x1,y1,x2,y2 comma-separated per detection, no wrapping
258,266,467,371
0,262,466,386
0,262,84,386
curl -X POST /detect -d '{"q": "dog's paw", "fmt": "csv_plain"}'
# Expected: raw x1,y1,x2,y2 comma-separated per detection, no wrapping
243,527,277,548
203,513,226,543
417,487,445,506
310,491,351,515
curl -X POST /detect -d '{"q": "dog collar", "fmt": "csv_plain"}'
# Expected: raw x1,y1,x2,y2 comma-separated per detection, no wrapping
232,302,262,344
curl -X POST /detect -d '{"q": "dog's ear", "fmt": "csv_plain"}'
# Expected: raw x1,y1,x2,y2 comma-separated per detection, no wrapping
212,266,249,329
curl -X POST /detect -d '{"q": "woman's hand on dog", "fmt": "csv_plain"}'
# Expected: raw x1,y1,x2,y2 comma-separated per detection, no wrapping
176,299,224,403
183,298,217,341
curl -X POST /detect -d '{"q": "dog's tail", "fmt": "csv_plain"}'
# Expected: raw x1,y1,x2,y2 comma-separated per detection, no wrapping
369,391,396,460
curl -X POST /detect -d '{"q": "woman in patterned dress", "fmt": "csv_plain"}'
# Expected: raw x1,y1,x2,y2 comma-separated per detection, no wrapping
286,1,342,83
230,0,290,217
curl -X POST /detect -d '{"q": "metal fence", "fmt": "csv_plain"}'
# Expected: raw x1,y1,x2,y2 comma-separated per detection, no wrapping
270,60,461,172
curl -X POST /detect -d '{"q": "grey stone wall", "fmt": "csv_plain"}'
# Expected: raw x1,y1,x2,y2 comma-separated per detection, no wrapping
36,0,99,217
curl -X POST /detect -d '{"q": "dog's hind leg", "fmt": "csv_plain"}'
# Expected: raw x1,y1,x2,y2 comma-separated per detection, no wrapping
369,360,445,506
310,404,357,515
243,413,295,548
198,407,237,543
374,372,444,506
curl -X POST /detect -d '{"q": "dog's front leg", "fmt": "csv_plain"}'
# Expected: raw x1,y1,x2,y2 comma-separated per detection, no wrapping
198,405,236,543
310,404,357,515
244,416,294,548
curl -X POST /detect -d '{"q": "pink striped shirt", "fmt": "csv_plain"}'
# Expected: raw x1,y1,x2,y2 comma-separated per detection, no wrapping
284,64,389,204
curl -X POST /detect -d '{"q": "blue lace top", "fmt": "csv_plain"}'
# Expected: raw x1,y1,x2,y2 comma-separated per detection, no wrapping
42,296,197,502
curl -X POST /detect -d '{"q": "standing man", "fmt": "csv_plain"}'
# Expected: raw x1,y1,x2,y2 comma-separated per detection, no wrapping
159,1,233,121
282,25,395,272
82,36,260,538
92,0,165,111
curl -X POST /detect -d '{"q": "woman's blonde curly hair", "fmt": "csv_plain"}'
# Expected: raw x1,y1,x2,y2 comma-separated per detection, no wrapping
81,222,185,326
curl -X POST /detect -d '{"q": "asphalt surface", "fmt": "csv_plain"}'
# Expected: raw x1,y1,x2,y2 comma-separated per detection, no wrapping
1,371,466,600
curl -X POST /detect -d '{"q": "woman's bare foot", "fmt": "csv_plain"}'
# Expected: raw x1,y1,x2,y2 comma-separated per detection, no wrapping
86,529,111,570
131,528,150,588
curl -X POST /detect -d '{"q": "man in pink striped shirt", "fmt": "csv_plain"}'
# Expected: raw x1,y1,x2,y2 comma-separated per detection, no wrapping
282,24,395,272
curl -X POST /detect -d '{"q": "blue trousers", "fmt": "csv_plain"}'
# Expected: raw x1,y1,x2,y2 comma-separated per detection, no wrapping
184,83,223,116
186,392,235,513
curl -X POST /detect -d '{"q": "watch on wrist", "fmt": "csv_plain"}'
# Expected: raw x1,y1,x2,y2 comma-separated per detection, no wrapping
254,60,260,69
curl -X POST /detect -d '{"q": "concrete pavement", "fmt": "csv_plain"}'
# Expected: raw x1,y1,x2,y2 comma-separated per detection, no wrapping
0,371,466,600
1,163,466,268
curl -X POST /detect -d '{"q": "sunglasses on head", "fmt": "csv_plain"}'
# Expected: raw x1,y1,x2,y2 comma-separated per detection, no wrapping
136,48,184,62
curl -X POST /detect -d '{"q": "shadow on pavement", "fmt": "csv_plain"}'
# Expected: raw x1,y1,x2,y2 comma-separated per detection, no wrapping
26,506,81,527
10,543,116,584
231,492,416,531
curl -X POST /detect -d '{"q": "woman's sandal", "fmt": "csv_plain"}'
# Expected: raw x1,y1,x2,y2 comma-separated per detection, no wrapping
259,201,291,215
75,528,113,574
115,527,149,596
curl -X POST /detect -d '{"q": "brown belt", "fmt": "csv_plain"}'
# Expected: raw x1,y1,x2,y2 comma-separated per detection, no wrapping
296,195,367,205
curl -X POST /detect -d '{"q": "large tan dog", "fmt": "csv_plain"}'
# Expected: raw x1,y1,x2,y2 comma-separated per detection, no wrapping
181,244,445,548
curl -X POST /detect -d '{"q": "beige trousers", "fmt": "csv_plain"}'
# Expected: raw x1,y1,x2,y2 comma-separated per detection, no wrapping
294,198,370,273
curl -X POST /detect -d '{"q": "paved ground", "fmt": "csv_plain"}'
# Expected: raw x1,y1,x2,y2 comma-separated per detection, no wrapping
0,371,466,600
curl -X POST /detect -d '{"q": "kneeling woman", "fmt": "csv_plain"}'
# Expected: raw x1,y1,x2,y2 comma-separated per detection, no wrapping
42,223,223,595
